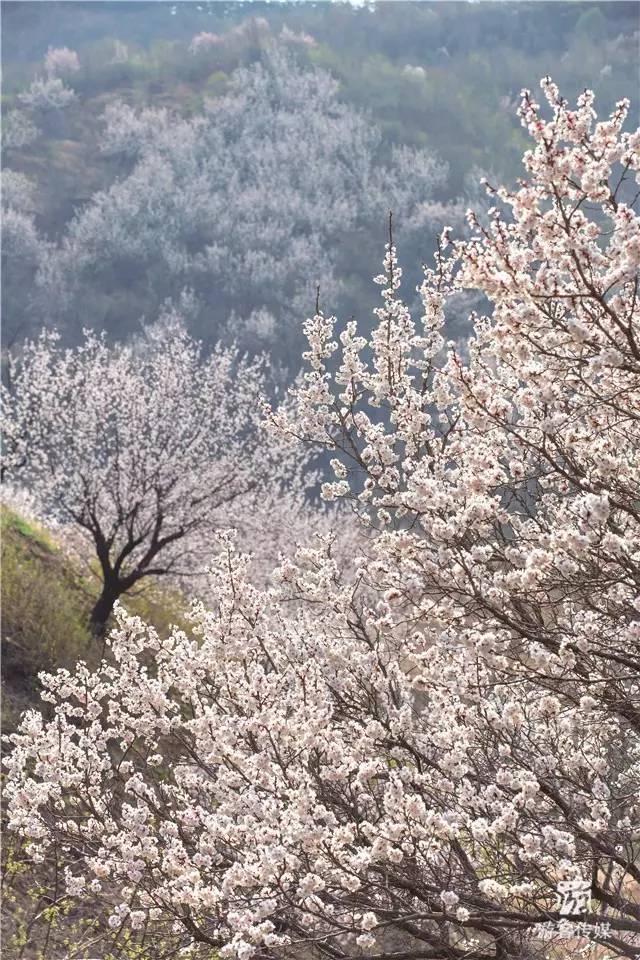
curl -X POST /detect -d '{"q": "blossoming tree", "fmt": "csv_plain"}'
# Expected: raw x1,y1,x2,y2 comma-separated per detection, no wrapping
1,310,299,636
43,46,80,77
0,170,50,346
4,81,640,960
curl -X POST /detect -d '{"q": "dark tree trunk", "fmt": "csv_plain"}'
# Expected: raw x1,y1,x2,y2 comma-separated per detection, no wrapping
89,583,120,641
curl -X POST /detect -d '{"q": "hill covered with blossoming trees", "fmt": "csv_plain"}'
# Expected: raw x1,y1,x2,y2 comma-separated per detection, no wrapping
2,2,637,359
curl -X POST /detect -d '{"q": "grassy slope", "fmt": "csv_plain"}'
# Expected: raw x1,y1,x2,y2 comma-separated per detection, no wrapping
1,507,92,731
1,505,188,732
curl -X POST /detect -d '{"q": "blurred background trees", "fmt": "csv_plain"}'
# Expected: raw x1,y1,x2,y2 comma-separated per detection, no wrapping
2,2,637,363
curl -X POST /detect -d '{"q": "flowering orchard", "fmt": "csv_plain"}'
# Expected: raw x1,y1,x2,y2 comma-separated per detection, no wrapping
4,81,640,959
42,46,457,355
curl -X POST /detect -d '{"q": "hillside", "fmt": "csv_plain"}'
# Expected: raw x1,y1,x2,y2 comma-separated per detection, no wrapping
2,2,638,355
1,505,187,732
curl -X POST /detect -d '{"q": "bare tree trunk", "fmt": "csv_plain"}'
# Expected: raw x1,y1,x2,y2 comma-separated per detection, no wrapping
88,583,120,642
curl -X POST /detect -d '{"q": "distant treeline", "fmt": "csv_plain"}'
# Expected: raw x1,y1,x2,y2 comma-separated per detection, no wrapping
2,1,638,359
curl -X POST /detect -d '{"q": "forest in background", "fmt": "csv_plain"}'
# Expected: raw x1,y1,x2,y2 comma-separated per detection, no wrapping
2,1,638,366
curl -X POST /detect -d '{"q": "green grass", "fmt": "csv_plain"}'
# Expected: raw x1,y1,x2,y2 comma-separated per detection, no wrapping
4,509,57,551
1,507,92,730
